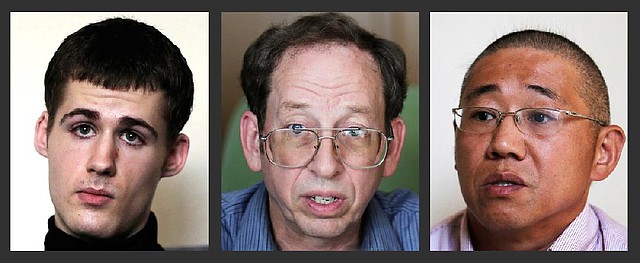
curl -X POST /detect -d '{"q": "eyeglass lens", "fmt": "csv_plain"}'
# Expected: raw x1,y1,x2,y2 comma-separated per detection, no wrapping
455,107,563,135
265,128,387,168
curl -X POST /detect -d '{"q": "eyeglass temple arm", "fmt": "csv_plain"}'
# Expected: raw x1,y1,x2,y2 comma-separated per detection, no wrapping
564,111,608,126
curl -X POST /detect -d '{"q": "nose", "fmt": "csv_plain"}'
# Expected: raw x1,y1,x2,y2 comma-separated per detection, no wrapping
86,134,117,176
486,113,526,160
306,136,343,178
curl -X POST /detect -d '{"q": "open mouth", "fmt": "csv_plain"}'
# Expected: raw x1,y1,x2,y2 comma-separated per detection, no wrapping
489,181,521,187
309,196,339,204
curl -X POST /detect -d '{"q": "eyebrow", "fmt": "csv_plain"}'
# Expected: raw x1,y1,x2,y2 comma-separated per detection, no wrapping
119,117,159,139
462,84,498,102
60,108,99,124
462,84,565,104
280,101,372,116
526,84,564,102
59,108,158,138
281,101,309,111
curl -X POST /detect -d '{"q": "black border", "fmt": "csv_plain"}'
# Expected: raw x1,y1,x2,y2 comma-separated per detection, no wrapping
3,0,636,262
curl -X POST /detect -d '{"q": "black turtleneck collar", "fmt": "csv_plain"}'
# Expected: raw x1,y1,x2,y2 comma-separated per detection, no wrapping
44,211,164,251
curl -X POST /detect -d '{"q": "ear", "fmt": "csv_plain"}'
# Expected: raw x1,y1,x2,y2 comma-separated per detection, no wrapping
239,110,263,172
591,124,626,181
161,133,190,178
34,111,50,158
383,117,406,178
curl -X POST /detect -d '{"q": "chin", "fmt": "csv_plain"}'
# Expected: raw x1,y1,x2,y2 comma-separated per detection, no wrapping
300,218,348,238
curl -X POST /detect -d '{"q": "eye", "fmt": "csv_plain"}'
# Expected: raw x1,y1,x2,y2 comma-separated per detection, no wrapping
344,128,365,137
470,109,496,121
525,110,557,124
120,130,145,146
71,124,96,138
287,123,306,135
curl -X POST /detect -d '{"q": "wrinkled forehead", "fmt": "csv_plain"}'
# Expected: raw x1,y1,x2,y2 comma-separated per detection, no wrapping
267,44,385,124
461,48,584,106
277,42,379,70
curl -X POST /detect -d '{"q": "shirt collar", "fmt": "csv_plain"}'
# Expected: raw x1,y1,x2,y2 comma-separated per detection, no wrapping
234,184,276,250
360,195,403,251
458,204,602,251
233,185,404,251
547,204,602,251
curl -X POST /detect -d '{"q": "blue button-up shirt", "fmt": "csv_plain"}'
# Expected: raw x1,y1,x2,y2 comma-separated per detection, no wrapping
222,181,419,251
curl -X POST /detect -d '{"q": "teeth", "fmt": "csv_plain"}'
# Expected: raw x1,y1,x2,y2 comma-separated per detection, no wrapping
310,196,337,204
494,182,514,187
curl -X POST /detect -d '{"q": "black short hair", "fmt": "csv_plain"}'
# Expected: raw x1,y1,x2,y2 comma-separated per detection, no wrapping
44,17,194,142
462,29,610,125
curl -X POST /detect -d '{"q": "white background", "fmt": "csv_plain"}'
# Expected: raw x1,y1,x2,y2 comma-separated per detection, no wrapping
10,12,209,250
430,12,628,228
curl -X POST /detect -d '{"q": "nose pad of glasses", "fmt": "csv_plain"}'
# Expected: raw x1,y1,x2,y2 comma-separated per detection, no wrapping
314,136,339,155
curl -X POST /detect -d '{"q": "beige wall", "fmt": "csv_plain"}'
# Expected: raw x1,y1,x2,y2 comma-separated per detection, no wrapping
221,12,419,141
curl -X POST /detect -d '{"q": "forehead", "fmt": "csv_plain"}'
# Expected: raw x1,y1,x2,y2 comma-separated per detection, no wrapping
269,44,384,111
462,47,584,106
273,43,380,84
57,81,167,123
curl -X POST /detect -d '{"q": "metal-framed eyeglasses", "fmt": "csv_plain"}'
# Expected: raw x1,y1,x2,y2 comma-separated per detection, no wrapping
452,107,607,135
259,125,394,169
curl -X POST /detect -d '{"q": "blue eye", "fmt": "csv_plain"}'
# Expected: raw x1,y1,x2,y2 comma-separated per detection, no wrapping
345,128,365,137
288,124,305,134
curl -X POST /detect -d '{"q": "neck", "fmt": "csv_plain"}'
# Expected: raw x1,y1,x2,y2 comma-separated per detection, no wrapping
44,212,163,251
467,203,585,251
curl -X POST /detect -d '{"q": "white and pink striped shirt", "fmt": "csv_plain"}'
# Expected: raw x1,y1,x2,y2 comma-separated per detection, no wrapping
430,204,627,251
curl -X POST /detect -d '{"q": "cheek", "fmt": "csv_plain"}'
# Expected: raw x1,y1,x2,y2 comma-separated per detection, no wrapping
350,168,383,206
454,135,485,172
118,149,165,179
262,165,298,203
47,138,86,185
115,151,165,202
530,136,595,186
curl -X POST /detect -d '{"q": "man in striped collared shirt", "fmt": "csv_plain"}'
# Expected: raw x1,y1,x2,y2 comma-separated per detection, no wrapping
222,12,419,251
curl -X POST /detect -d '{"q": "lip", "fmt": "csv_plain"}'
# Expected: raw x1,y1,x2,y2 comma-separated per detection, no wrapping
77,188,114,206
480,172,527,196
302,191,346,217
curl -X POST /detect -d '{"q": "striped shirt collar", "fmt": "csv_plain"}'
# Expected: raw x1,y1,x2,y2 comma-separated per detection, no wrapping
457,205,602,251
233,184,405,251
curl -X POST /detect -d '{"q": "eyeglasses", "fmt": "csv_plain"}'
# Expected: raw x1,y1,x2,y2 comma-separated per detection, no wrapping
259,125,393,169
452,107,607,135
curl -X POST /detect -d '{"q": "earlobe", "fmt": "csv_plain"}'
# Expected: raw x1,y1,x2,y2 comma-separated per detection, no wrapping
34,111,50,158
162,134,190,177
239,110,262,172
591,125,626,181
383,117,406,178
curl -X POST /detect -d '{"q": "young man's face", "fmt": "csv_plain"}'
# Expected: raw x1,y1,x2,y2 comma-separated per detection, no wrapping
455,47,600,235
35,80,176,241
241,44,405,249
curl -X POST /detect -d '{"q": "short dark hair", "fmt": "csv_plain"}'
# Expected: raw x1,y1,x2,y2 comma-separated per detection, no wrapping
462,29,610,125
44,17,194,142
240,12,407,134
